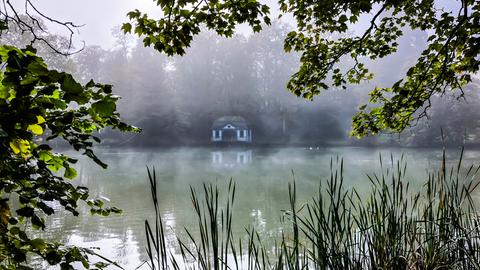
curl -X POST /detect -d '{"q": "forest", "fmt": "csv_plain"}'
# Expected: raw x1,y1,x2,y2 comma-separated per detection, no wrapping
4,17,480,148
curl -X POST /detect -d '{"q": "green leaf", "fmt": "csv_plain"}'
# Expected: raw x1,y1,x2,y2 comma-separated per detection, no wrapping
46,251,62,265
16,207,34,217
38,151,53,162
47,156,64,172
64,166,78,179
9,139,31,158
36,115,46,124
121,23,132,33
61,74,83,94
9,226,21,235
103,84,113,94
31,214,46,230
0,83,9,99
27,124,43,135
27,61,49,76
30,238,46,250
92,100,116,117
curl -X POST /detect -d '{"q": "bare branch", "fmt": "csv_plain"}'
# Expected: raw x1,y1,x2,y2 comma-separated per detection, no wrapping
0,0,85,56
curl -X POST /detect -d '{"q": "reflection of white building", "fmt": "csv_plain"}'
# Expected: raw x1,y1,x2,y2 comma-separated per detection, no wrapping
211,116,252,143
211,150,252,168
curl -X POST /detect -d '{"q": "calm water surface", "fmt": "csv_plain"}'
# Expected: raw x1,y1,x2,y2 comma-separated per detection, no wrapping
33,147,480,269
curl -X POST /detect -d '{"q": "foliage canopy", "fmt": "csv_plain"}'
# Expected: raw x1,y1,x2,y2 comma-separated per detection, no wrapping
0,43,139,268
124,0,480,136
0,5,139,269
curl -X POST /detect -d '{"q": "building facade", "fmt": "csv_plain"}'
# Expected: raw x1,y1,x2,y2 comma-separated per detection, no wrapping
211,116,252,143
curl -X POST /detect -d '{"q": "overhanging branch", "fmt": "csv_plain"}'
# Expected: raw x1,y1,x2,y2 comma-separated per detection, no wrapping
0,0,84,56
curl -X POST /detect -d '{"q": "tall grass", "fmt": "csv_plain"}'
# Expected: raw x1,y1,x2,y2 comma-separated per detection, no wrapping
142,149,480,269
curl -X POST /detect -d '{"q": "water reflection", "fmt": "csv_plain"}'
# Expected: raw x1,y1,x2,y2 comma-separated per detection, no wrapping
211,149,253,168
29,147,480,269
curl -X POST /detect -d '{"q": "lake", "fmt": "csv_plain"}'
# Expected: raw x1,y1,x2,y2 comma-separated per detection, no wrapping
32,146,480,269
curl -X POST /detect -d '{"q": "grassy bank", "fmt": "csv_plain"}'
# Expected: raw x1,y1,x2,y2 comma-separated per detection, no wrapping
142,149,480,270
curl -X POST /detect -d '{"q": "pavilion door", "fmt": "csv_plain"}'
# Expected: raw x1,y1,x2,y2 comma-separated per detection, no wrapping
222,130,236,142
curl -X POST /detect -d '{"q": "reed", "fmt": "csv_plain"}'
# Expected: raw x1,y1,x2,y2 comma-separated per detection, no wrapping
142,148,480,270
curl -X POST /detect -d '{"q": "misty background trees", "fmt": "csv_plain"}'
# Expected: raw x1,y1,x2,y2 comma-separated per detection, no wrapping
3,18,479,147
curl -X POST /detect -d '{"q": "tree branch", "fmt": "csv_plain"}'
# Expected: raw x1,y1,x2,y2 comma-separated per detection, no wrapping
1,0,84,56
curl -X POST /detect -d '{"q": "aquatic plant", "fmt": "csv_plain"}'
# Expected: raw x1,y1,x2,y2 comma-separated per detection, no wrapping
142,149,480,270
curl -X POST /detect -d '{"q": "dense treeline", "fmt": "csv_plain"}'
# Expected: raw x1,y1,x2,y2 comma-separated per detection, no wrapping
74,22,355,146
3,19,480,147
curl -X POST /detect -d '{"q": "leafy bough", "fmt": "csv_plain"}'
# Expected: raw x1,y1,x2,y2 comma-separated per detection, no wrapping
0,45,139,269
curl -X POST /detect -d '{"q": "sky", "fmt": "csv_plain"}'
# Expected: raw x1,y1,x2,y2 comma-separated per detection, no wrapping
28,0,283,49
28,0,161,48
23,0,464,62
